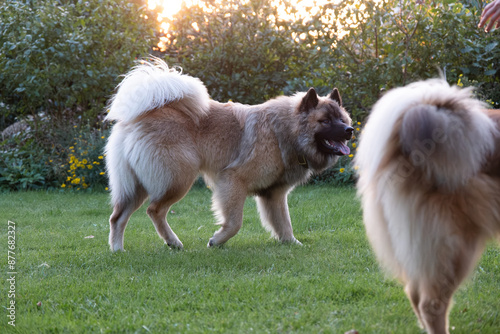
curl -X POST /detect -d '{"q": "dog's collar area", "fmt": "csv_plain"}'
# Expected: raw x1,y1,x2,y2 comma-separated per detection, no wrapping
298,155,309,168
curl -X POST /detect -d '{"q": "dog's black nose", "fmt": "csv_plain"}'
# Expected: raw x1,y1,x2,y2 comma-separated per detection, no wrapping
345,126,354,139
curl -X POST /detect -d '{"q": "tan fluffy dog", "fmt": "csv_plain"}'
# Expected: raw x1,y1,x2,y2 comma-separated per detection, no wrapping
105,58,353,251
355,79,500,334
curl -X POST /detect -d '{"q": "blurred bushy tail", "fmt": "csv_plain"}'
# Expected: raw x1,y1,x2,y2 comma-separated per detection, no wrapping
356,79,497,191
396,82,496,189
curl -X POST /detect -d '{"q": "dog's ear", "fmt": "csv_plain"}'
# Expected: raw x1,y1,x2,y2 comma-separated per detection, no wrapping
300,88,319,113
328,88,342,106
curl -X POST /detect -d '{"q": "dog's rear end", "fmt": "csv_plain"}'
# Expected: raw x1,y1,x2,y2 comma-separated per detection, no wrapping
355,79,500,334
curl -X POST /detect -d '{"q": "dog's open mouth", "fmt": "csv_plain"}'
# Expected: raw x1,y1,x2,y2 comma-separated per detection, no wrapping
323,139,350,155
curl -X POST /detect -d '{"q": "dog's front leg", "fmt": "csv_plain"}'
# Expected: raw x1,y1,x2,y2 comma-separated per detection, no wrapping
255,186,302,245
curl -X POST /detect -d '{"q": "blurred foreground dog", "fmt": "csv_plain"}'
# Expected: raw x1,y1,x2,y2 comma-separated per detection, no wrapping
355,79,500,334
105,58,353,251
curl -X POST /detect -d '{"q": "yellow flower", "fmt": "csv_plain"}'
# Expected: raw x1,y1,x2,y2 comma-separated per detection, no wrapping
49,160,53,163
356,128,360,131
72,178,81,184
348,154,354,158
101,136,105,139
352,143,357,148
357,122,361,125
61,184,66,188
82,159,88,164
69,146,74,150
105,187,109,191
87,165,93,169
98,156,104,159
100,172,105,175
66,176,71,181
339,168,345,173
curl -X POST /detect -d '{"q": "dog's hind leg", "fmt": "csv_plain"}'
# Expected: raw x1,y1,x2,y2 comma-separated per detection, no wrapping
415,282,454,334
109,186,148,252
255,186,301,245
146,174,198,250
208,177,247,247
411,236,486,334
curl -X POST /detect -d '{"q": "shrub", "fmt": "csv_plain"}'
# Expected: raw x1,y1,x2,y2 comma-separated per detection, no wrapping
0,117,110,192
0,0,156,129
59,125,109,191
161,0,310,104
0,144,51,191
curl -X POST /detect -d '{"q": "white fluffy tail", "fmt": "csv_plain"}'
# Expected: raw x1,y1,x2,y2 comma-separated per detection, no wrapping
106,58,210,123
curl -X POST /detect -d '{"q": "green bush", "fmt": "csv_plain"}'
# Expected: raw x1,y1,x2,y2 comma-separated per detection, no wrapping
0,0,156,129
161,0,310,104
0,119,110,191
0,0,156,191
59,125,109,191
0,142,52,191
1,0,498,190
294,0,499,119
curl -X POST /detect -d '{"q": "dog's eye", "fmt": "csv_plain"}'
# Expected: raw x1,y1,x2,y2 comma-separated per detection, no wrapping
320,119,331,125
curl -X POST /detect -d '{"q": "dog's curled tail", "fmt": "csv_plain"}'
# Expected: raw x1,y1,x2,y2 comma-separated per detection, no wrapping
106,57,210,124
397,81,496,189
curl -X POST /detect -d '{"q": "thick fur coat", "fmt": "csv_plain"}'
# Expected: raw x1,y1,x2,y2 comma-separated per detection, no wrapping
355,79,500,334
105,59,353,251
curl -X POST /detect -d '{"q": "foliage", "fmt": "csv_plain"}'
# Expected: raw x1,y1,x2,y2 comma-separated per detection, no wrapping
296,0,499,118
0,0,156,129
0,139,52,191
59,125,109,191
161,0,311,104
0,118,109,192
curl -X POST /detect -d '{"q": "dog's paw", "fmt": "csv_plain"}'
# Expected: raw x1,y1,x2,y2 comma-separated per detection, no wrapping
207,238,224,248
207,238,215,248
110,243,125,252
166,240,184,250
280,237,303,246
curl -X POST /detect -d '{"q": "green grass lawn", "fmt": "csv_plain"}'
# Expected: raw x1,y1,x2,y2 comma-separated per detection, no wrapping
0,186,499,333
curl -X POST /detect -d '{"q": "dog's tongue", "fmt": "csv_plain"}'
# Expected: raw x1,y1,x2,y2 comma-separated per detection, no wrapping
332,141,350,155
